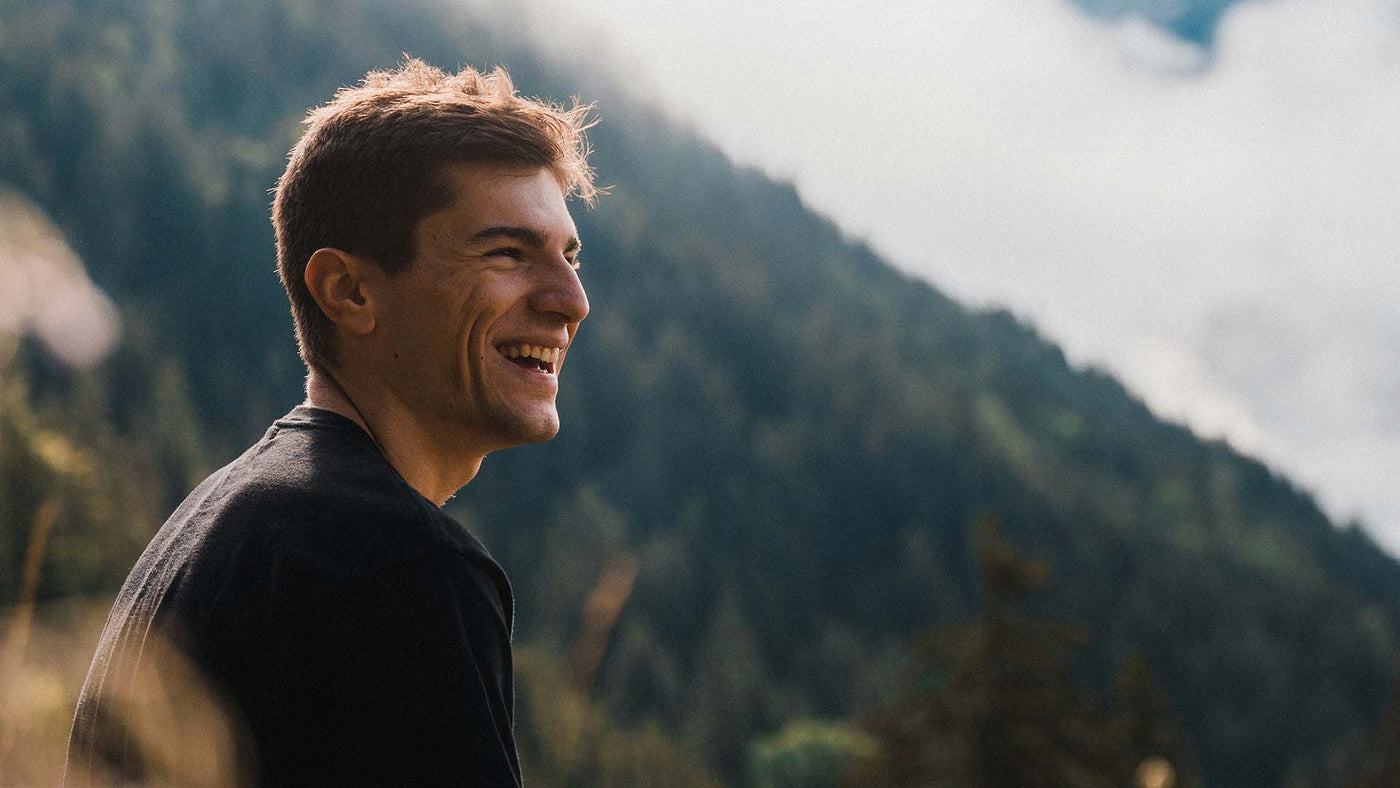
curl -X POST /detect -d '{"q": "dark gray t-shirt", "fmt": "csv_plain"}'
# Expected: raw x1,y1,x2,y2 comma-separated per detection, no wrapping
66,406,520,786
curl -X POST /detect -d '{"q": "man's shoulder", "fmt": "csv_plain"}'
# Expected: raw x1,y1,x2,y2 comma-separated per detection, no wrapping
144,408,450,596
68,416,516,787
173,407,515,634
112,404,518,642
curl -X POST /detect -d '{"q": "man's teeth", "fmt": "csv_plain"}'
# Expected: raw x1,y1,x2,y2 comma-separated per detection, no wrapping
500,344,562,364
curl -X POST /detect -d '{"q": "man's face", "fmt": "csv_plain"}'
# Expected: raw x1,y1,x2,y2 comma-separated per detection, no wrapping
371,164,588,453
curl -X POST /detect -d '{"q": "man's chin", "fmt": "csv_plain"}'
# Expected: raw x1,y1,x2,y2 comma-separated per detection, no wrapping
501,409,561,446
460,401,561,450
517,422,561,445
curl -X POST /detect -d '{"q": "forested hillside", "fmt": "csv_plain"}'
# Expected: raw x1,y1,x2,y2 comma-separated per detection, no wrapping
3,0,1398,784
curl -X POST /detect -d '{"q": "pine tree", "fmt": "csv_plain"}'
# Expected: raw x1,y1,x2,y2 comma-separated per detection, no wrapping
852,517,1142,786
1110,654,1196,787
1349,673,1400,788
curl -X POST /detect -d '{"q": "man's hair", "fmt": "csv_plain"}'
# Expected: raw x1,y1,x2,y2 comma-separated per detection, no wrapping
272,58,597,370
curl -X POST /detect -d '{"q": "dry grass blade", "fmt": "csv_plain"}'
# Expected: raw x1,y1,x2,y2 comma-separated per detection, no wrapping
0,499,60,780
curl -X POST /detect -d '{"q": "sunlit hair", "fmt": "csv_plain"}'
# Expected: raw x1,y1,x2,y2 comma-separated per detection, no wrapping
272,57,598,370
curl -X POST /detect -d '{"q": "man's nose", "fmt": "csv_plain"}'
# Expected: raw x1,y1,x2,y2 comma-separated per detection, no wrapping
529,259,589,325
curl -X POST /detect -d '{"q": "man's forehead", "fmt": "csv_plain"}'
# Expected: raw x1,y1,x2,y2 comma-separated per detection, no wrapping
428,164,577,243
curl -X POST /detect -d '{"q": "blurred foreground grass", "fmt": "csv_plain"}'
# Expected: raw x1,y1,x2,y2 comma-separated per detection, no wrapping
0,596,114,785
0,596,723,788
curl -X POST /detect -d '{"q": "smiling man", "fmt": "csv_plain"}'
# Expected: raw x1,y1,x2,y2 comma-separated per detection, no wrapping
66,60,596,786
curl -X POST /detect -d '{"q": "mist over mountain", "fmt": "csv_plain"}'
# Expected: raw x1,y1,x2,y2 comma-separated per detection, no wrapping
545,0,1400,558
3,0,1399,784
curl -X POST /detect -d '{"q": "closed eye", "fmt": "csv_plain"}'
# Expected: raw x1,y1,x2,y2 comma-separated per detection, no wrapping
484,247,525,260
482,245,580,269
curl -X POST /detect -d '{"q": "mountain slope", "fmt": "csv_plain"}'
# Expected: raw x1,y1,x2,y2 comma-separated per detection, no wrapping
2,0,1397,783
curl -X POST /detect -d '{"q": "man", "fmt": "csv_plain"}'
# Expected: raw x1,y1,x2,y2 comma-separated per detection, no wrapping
65,59,596,786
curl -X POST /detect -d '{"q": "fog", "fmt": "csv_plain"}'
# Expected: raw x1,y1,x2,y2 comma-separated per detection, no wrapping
518,0,1400,551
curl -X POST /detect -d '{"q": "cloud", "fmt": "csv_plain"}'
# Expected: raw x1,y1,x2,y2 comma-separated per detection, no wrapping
529,0,1400,548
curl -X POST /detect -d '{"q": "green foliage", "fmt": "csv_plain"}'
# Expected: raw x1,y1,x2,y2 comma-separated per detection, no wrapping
852,519,1196,787
747,719,877,788
2,0,1399,784
1352,717,1400,786
1,337,208,605
513,645,722,788
1113,654,1197,786
684,590,773,777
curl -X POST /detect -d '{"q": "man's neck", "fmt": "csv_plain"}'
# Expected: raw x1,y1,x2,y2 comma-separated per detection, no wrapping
302,368,484,506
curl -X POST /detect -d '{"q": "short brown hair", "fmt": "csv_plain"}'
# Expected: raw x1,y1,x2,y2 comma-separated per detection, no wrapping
272,58,597,370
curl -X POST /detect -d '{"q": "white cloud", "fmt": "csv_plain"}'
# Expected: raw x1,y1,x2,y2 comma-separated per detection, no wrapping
525,0,1400,549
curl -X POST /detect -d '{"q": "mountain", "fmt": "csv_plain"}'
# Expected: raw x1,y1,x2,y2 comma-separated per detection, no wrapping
2,0,1397,784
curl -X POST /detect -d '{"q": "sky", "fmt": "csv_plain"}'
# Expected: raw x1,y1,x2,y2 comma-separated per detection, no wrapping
518,0,1400,550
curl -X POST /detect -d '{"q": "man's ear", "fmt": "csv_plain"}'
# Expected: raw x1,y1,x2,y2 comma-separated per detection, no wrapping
303,248,377,338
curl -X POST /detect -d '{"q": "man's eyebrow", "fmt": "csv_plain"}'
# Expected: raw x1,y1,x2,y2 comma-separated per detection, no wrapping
467,226,582,254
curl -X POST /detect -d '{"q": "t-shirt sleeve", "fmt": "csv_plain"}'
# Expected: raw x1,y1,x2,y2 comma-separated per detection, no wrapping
248,549,520,787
